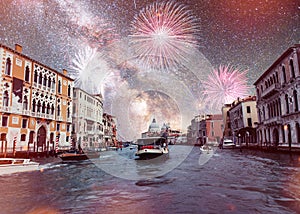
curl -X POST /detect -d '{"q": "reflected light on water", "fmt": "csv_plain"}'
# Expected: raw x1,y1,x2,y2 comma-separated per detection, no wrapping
26,206,60,214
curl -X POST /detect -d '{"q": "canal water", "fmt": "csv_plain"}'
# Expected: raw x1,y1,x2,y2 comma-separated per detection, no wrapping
1,145,300,214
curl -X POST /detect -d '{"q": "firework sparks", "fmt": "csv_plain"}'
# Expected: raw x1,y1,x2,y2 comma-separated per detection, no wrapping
129,1,200,70
202,65,250,111
69,46,111,94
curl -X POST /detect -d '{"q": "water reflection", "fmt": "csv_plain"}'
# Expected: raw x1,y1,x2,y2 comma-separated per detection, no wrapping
1,147,300,213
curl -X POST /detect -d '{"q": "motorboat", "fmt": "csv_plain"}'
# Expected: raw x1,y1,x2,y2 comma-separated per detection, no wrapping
135,136,169,159
59,149,100,161
200,145,213,153
59,153,89,161
222,139,236,149
0,158,39,176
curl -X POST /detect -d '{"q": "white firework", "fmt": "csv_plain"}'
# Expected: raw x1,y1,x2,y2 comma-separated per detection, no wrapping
70,46,111,94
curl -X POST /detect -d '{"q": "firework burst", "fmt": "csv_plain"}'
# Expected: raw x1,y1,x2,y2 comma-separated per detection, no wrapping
129,1,200,70
202,65,250,110
69,46,111,94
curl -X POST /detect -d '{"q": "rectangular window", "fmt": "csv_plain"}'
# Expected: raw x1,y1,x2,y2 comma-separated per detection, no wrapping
211,122,214,128
67,124,70,132
211,131,214,137
247,118,252,127
2,116,8,127
247,106,251,113
22,119,27,128
56,124,60,131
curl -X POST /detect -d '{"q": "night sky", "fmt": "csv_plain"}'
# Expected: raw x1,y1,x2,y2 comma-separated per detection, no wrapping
0,0,299,140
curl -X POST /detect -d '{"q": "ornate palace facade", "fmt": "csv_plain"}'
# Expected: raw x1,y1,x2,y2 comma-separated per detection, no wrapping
254,44,300,148
0,44,73,155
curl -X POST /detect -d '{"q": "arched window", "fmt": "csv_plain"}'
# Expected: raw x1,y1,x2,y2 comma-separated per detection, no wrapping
46,103,50,114
290,59,295,79
282,66,287,83
58,80,62,93
39,73,43,84
68,85,71,97
279,98,282,116
5,58,11,75
293,90,298,112
52,79,56,90
32,99,36,112
285,94,289,114
34,71,38,83
37,101,41,113
43,74,47,86
48,77,51,88
51,104,54,115
25,66,30,82
3,91,9,106
296,123,300,143
23,96,28,110
21,134,26,141
42,102,46,113
57,105,60,116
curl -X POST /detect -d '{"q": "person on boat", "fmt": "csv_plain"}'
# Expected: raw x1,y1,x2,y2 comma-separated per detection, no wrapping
78,144,83,154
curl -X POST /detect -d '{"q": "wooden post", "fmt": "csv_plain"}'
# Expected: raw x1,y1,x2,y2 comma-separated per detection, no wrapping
4,140,7,158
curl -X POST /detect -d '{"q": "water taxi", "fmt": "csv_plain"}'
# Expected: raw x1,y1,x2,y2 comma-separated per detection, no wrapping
222,139,236,149
135,136,169,159
0,158,39,176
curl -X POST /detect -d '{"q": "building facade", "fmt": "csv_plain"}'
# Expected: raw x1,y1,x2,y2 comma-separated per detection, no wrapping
71,88,104,150
221,104,232,140
254,44,300,148
228,96,258,146
198,114,223,144
103,113,117,147
0,44,73,155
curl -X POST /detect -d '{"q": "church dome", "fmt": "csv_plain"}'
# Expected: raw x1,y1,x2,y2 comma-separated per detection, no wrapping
148,118,160,132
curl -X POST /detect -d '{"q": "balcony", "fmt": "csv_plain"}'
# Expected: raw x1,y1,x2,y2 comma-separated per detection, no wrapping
0,106,11,113
57,116,63,121
22,110,30,116
261,83,280,99
262,116,282,126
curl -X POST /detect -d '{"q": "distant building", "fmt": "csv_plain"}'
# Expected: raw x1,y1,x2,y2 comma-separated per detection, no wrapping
199,114,223,144
228,96,258,146
0,43,73,155
103,113,117,147
221,104,232,140
188,114,223,145
254,44,300,148
71,88,104,150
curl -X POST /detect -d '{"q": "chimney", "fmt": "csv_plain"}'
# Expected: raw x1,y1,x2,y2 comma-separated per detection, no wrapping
15,44,23,53
63,69,68,76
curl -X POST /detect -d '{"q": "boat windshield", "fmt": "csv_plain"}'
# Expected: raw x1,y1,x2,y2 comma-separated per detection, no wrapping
0,160,13,165
136,137,166,146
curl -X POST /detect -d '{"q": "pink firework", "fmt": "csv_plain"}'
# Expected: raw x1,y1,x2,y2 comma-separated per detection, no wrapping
129,1,200,70
202,65,250,110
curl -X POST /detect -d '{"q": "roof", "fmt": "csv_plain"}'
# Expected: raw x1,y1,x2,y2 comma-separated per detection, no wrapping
0,43,74,81
253,44,300,85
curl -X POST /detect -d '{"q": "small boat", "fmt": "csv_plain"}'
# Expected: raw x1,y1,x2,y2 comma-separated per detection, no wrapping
135,136,169,159
0,158,39,176
200,145,213,153
222,139,236,149
59,149,100,161
59,153,89,161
